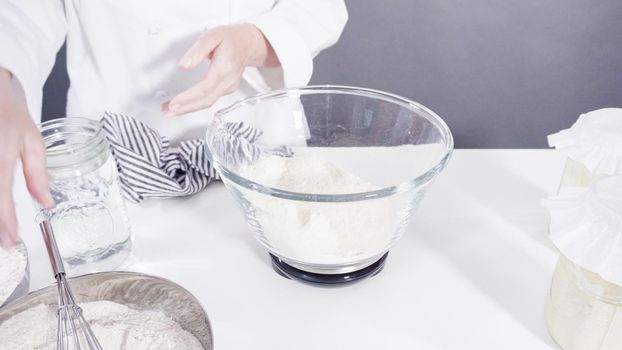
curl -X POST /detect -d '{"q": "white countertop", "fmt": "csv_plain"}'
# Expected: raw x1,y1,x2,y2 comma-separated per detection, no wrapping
14,149,566,350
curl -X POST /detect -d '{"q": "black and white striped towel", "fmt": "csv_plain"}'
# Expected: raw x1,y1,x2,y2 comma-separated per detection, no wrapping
101,111,262,203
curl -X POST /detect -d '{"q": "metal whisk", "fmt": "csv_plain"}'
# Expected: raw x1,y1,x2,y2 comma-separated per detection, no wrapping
39,219,103,350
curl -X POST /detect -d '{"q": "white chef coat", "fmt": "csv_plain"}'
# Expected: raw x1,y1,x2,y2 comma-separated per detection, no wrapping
0,0,347,141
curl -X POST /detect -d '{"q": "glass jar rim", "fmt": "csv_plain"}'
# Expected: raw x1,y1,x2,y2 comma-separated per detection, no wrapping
39,117,108,172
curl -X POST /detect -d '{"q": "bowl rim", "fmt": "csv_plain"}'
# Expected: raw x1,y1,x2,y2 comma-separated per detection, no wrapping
208,85,454,202
0,271,213,349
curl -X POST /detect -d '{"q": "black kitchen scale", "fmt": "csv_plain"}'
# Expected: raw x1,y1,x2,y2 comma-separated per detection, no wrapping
270,253,389,287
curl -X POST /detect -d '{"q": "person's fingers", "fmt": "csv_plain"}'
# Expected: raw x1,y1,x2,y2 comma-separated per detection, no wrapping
166,77,222,117
0,195,18,248
179,29,224,70
168,47,243,116
168,61,228,110
21,129,54,208
161,101,170,113
0,154,18,248
169,82,233,116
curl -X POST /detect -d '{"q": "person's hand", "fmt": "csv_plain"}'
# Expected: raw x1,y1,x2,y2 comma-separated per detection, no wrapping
164,24,278,117
0,68,54,247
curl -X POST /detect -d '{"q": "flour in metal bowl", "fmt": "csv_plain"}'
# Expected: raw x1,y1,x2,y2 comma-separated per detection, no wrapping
0,245,28,306
0,301,204,349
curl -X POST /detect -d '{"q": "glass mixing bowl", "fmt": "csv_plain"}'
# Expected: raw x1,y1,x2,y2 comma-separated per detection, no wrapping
206,86,453,282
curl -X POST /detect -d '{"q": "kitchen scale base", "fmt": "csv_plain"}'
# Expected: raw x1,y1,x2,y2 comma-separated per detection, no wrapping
270,253,388,286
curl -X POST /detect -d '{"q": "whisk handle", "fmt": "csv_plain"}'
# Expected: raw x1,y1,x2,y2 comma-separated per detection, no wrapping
39,220,66,277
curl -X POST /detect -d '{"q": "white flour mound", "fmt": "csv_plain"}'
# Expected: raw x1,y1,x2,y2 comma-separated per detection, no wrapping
238,153,399,264
0,246,27,305
0,301,204,350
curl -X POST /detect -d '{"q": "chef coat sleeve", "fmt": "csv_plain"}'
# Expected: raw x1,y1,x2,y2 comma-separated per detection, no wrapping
243,0,348,91
0,0,67,121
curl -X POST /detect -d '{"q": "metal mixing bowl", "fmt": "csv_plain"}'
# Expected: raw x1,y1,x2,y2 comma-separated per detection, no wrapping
0,242,30,308
0,271,213,349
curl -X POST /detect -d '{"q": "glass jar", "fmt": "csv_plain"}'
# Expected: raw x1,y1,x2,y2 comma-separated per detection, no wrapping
557,158,594,190
38,118,131,275
546,160,622,349
545,255,622,350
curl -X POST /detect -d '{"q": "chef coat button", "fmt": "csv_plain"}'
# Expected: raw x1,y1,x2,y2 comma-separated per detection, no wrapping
148,22,163,35
154,90,168,103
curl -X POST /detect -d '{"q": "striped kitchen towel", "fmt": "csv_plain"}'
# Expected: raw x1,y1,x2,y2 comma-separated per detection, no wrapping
101,111,262,203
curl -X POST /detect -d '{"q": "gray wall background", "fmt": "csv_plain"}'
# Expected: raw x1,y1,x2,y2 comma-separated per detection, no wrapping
42,0,622,148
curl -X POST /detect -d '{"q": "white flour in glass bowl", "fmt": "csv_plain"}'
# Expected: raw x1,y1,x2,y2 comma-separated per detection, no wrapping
234,145,446,265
